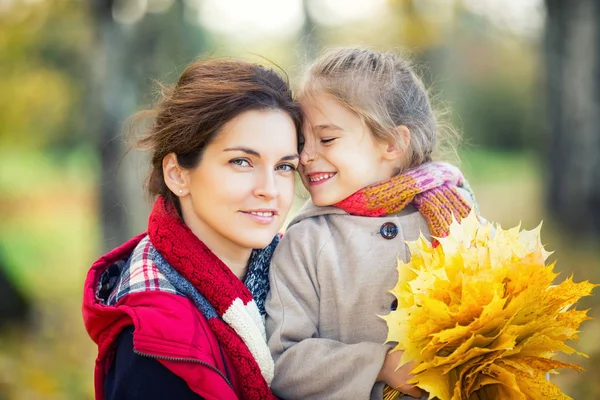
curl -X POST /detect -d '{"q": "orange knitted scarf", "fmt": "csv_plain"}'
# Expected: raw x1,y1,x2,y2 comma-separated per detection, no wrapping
334,162,476,239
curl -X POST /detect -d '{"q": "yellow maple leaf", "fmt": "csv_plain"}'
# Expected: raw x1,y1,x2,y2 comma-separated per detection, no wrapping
382,211,598,400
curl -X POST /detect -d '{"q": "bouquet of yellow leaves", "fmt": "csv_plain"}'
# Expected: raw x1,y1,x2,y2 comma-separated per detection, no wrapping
382,212,597,400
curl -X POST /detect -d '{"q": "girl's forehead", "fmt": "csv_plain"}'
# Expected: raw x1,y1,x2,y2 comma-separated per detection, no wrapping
300,93,347,118
299,90,335,107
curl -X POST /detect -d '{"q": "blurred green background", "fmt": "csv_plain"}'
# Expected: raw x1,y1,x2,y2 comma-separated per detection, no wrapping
1,0,599,398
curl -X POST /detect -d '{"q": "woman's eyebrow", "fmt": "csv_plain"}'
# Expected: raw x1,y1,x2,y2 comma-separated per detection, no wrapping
224,147,299,162
281,154,300,161
223,147,261,157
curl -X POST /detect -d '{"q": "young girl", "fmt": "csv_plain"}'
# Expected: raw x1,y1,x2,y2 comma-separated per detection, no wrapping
265,48,476,400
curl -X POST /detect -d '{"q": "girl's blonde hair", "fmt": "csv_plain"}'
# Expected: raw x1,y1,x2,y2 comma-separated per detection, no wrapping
298,47,458,170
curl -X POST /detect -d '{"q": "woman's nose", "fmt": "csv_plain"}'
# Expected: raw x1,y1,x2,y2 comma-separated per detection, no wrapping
254,171,278,199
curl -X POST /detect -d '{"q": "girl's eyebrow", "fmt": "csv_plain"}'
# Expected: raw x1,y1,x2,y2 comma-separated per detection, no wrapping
313,124,343,132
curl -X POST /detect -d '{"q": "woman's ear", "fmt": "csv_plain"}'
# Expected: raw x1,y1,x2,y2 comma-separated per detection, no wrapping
163,153,189,196
382,125,411,161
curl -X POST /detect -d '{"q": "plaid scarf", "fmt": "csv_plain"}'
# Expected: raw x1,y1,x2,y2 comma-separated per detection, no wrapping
104,236,184,306
334,162,476,241
145,196,278,400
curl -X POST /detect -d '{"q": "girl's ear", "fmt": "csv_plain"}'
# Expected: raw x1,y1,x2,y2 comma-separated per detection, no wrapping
381,125,411,161
163,153,190,196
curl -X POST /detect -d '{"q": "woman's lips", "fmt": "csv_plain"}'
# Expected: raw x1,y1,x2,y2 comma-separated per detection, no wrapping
240,209,277,224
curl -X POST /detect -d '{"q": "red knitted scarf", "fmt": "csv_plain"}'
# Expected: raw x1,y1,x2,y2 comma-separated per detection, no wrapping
334,162,475,239
147,197,277,400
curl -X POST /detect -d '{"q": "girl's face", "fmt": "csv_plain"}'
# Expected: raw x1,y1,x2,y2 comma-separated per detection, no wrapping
299,92,399,206
174,109,298,258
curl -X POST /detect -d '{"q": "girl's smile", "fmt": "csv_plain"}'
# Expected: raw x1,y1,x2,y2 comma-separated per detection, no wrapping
306,172,338,186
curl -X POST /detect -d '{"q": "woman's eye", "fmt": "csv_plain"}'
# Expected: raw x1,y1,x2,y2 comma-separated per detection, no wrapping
321,138,336,144
230,158,251,167
276,163,297,172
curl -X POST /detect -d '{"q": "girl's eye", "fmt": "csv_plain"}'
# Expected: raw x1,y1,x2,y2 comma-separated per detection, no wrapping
276,163,297,172
230,158,251,167
321,138,336,145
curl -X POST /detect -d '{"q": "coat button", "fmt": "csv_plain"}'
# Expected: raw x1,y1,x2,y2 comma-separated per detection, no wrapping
380,222,398,239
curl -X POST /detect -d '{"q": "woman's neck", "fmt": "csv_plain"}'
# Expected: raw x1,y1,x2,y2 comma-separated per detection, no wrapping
199,235,251,280
181,214,252,280
219,253,251,280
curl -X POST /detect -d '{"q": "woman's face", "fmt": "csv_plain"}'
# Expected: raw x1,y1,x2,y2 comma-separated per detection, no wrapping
178,109,298,258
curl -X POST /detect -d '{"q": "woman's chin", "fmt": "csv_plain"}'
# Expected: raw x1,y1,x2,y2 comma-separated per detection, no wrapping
237,230,279,250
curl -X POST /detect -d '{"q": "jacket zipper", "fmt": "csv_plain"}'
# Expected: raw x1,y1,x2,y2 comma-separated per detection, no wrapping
133,349,234,389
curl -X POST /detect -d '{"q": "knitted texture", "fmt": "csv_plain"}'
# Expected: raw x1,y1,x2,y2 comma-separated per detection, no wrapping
245,240,279,316
147,197,278,400
334,162,475,240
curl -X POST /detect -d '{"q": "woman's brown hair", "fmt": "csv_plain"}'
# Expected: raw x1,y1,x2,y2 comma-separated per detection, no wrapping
132,59,303,212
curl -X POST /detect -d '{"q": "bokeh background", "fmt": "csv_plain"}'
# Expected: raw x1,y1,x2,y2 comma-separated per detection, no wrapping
1,0,599,398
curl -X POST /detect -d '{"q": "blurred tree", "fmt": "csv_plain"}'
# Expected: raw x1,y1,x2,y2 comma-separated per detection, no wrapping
302,0,319,62
88,0,207,251
88,0,130,252
545,0,600,235
0,1,90,150
390,0,452,50
455,79,538,150
0,250,30,328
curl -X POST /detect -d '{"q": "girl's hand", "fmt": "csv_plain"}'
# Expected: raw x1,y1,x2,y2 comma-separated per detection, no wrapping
377,349,423,398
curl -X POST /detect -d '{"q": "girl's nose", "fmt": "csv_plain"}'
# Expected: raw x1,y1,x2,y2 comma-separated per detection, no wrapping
300,142,316,165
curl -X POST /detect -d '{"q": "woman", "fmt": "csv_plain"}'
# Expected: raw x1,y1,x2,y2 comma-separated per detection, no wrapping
82,59,302,400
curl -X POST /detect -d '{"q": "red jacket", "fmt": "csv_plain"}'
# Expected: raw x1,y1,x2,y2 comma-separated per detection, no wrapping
82,234,243,400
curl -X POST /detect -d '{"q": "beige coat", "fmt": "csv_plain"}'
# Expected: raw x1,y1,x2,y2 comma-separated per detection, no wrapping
266,200,436,400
